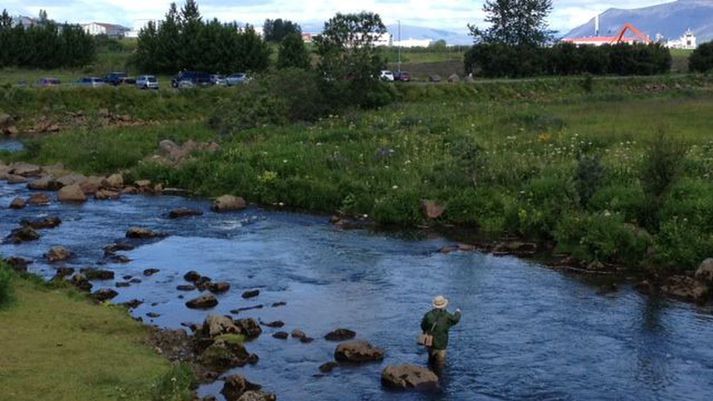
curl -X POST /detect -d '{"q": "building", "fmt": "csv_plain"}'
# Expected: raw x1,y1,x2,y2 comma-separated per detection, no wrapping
81,22,130,38
666,29,697,49
393,38,433,48
562,22,651,47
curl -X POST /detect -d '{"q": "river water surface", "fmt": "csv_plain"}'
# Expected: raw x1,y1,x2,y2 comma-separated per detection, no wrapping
1,179,712,401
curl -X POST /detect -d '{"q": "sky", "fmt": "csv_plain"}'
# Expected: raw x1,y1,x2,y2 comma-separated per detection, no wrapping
4,0,675,34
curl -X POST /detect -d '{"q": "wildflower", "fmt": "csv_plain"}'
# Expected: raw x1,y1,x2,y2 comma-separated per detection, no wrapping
392,185,398,190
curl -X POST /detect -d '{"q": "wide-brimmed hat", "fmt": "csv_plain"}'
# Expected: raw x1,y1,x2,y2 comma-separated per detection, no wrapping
432,295,448,309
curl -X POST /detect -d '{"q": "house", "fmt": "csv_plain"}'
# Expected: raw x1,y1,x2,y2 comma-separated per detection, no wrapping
81,22,130,38
666,29,697,49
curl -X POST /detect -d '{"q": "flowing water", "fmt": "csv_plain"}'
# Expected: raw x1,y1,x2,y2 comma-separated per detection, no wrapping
1,179,712,401
0,139,24,153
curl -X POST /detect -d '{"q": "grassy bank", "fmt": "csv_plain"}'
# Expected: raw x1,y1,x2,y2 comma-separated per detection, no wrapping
4,75,713,273
0,264,193,401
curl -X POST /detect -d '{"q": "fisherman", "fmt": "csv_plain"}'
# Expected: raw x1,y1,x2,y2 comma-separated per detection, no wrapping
421,295,461,370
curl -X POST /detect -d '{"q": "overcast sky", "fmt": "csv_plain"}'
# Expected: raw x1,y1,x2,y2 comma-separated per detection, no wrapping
4,0,673,33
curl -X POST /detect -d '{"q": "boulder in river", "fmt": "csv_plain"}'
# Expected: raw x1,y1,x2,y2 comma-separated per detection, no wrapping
92,288,119,302
80,267,115,280
102,173,124,188
68,273,93,292
242,289,260,299
272,331,288,340
291,329,307,340
261,320,284,328
660,275,709,304
325,328,356,342
94,189,120,200
234,318,263,339
126,227,166,239
21,216,62,229
27,193,50,205
221,375,263,401
9,197,26,209
208,281,231,294
186,294,218,309
212,195,247,212
80,176,103,194
58,184,87,203
199,336,258,372
421,200,445,219
168,207,203,219
143,268,160,276
695,258,713,286
27,176,62,191
5,174,27,184
177,284,196,291
10,162,42,177
492,241,538,257
235,391,276,401
381,364,439,391
200,315,241,339
46,246,72,262
56,173,87,187
334,340,385,363
184,270,202,282
5,226,40,243
319,361,339,373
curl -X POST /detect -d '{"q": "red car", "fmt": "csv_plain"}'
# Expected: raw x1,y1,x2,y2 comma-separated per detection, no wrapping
394,71,411,82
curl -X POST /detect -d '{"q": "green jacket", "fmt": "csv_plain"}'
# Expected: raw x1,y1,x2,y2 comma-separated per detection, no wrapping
421,308,461,350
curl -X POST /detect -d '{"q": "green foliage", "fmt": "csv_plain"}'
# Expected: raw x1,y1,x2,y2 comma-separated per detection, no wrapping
0,261,14,308
465,42,672,78
469,0,554,46
151,363,196,401
132,1,271,74
371,190,423,226
555,212,652,266
277,33,311,69
640,132,686,199
575,154,605,207
263,18,301,43
689,41,713,73
0,9,95,68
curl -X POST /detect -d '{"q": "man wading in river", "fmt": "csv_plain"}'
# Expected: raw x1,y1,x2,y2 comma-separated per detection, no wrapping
421,295,461,371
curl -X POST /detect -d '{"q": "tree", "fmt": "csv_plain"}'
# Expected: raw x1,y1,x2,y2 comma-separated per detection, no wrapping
469,0,553,46
263,18,301,42
277,33,310,69
314,12,392,108
689,41,713,73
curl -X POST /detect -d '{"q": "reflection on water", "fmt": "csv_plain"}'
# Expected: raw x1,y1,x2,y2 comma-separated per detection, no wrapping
0,139,24,153
1,180,712,401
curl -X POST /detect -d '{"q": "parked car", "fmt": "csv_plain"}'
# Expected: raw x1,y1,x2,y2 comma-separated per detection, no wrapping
104,72,135,86
380,70,395,81
171,71,212,88
37,77,61,87
226,73,248,86
393,71,411,82
210,74,227,86
136,75,159,90
78,77,105,88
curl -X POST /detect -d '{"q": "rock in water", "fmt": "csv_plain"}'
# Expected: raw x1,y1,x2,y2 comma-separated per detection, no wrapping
661,275,710,304
272,331,288,340
9,197,26,209
58,183,87,203
208,281,231,294
221,375,262,401
325,328,356,342
236,391,276,401
200,315,241,339
46,246,71,262
319,361,339,373
168,207,203,219
241,289,260,299
102,173,124,188
381,364,439,391
20,216,61,229
212,195,247,212
80,268,115,280
186,294,218,309
5,226,40,243
27,193,50,205
234,318,262,339
334,340,385,363
199,339,258,372
126,227,166,239
695,258,713,286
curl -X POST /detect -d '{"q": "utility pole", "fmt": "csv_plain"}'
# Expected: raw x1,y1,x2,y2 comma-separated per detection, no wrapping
397,20,401,73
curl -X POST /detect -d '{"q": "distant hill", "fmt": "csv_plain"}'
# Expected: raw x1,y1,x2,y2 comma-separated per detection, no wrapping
300,22,472,46
564,0,713,43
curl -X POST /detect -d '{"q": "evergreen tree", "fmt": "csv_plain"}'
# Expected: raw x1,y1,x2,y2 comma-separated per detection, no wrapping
263,18,301,42
277,32,310,69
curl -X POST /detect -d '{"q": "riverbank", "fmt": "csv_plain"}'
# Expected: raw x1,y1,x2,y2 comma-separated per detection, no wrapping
0,263,196,401
3,75,713,275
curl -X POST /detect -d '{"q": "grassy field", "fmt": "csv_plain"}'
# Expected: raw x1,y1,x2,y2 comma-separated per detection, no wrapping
5,74,713,272
0,265,192,401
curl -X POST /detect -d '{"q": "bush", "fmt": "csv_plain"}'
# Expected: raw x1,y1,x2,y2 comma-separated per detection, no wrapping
588,184,646,223
654,217,713,271
575,154,605,207
689,41,713,73
0,261,14,308
371,190,423,226
555,212,652,266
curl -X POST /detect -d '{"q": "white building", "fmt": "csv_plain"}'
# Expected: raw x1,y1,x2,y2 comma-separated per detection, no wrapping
667,29,697,49
81,22,130,38
393,38,433,48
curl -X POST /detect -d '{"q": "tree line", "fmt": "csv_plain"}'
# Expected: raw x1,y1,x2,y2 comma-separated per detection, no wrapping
0,10,95,69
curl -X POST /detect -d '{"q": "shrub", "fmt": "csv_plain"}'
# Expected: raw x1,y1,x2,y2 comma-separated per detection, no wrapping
588,184,647,224
689,41,713,73
654,217,713,272
0,261,14,308
371,190,423,226
575,154,605,207
446,187,509,234
555,212,652,266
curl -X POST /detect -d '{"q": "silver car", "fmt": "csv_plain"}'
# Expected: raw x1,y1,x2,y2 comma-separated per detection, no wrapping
226,73,248,86
136,75,159,90
78,77,105,87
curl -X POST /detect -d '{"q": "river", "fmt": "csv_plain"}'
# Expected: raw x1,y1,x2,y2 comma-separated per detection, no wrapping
1,178,712,401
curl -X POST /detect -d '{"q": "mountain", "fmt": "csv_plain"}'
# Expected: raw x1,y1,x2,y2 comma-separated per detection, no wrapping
563,0,713,43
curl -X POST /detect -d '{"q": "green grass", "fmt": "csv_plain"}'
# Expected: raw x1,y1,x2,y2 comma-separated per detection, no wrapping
0,267,190,401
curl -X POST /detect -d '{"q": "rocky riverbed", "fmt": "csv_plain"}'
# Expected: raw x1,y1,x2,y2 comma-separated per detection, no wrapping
2,160,713,401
